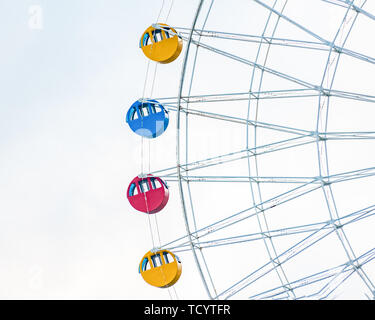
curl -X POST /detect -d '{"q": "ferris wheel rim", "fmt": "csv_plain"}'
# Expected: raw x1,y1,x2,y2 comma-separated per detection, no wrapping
175,0,213,299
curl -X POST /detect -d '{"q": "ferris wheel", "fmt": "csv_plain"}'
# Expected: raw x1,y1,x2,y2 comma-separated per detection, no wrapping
126,0,375,300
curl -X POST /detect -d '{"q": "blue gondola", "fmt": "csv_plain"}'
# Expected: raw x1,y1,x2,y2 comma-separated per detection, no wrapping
126,99,169,138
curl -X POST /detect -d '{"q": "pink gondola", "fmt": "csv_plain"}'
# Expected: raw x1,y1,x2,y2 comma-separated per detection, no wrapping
127,174,169,214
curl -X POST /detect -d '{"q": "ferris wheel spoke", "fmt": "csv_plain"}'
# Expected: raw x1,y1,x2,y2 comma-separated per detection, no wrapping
320,0,350,9
323,131,375,140
170,31,318,90
337,46,375,65
153,87,375,106
321,0,375,22
162,166,375,183
255,0,375,64
177,27,330,50
323,166,375,184
160,182,320,251
171,105,313,136
169,181,322,247
162,100,375,136
253,0,328,44
252,0,375,65
160,170,375,256
151,135,315,177
170,222,335,252
156,88,321,104
155,26,375,97
152,132,375,179
175,27,375,65
329,89,375,104
164,175,321,184
169,220,330,251
164,203,375,253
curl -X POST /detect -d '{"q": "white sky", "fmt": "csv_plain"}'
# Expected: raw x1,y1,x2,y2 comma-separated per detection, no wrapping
0,0,375,300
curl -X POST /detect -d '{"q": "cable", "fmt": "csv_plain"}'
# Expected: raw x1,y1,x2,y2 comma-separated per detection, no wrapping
138,0,180,300
165,0,175,23
156,0,166,23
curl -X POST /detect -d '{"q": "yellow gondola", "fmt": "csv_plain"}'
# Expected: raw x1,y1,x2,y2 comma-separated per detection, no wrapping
139,249,182,288
139,23,183,64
